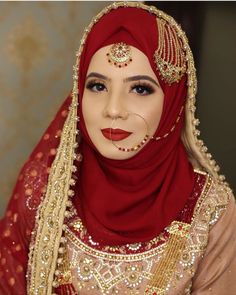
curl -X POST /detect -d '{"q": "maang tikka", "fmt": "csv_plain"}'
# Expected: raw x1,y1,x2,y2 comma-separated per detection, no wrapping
107,42,133,68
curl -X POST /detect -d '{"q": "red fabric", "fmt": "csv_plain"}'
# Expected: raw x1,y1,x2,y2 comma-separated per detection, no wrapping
0,96,71,294
75,7,195,246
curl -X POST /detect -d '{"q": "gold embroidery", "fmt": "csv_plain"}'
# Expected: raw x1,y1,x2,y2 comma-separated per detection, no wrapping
65,226,166,262
27,95,78,294
64,232,160,294
173,177,230,292
69,215,166,254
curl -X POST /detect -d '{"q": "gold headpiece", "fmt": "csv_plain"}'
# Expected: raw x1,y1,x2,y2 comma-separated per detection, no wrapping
154,18,187,84
107,42,132,68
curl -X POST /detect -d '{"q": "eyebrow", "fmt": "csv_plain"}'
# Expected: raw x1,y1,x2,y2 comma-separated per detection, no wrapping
86,72,160,87
124,75,160,87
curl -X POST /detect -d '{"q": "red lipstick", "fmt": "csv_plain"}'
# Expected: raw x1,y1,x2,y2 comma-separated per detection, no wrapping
101,128,132,141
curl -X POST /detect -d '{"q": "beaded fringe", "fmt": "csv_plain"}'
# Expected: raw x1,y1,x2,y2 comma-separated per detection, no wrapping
145,221,190,295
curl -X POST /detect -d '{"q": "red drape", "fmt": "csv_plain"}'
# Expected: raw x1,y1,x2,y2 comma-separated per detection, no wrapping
0,95,71,294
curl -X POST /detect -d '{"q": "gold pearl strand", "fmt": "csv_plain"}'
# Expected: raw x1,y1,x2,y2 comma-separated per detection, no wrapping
48,1,230,294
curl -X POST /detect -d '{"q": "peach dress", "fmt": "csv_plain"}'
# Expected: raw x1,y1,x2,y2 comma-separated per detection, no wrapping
55,172,236,295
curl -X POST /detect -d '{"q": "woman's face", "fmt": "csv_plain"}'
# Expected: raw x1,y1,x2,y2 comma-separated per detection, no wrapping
82,45,164,160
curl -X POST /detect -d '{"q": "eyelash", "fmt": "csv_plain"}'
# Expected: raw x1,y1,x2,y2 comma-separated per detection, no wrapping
85,80,155,96
86,80,107,92
131,82,155,96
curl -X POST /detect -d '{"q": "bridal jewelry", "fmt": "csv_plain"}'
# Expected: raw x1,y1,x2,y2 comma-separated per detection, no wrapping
107,42,133,68
110,112,150,152
154,18,187,84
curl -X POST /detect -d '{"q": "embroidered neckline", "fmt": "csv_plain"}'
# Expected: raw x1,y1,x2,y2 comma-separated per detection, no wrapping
63,171,207,259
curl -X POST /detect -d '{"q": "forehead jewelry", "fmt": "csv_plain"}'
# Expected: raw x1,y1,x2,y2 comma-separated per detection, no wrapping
106,42,133,68
110,112,150,152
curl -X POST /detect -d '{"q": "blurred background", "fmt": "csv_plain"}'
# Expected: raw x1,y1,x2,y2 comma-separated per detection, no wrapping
0,1,236,217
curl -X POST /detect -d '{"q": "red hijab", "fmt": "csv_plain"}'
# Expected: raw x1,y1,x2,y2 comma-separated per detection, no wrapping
75,7,195,245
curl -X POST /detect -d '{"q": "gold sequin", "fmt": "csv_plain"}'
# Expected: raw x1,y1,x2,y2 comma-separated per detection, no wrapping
3,229,11,238
50,148,57,156
43,133,50,140
55,129,62,138
16,265,24,273
13,213,18,223
1,258,6,266
15,244,22,251
25,188,33,196
35,152,43,159
40,186,47,194
26,229,32,236
13,193,19,200
61,110,68,117
30,169,38,177
8,277,15,286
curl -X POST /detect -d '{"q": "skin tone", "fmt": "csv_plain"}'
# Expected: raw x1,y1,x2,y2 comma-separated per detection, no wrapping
82,45,164,160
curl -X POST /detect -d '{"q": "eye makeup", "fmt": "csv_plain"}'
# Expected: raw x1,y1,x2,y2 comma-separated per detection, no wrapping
85,79,107,92
130,81,155,96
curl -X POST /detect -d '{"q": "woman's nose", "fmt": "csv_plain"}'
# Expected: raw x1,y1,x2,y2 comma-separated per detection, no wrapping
102,93,128,120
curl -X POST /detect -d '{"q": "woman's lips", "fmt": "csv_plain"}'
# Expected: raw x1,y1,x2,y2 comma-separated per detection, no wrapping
101,128,133,141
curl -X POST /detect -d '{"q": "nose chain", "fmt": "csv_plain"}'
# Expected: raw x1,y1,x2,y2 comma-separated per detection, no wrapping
110,112,150,152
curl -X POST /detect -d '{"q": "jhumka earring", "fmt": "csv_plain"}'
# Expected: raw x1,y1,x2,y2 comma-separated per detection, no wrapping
110,112,150,152
106,42,133,68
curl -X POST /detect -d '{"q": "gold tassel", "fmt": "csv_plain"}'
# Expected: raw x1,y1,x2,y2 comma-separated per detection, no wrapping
145,221,190,295
154,18,187,85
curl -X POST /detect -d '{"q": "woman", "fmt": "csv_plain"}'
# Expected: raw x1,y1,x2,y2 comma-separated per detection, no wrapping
0,2,235,295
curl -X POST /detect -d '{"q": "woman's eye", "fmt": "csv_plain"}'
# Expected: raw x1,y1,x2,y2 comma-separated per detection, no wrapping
86,82,107,92
131,84,154,96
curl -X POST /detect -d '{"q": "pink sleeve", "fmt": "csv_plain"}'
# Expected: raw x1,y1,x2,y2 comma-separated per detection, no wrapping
191,193,236,294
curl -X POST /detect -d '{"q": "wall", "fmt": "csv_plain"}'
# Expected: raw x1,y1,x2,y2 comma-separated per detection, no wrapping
0,1,110,216
197,2,236,190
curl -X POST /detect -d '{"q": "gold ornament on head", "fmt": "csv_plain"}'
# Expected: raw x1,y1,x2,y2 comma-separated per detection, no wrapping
106,42,133,68
154,18,187,85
